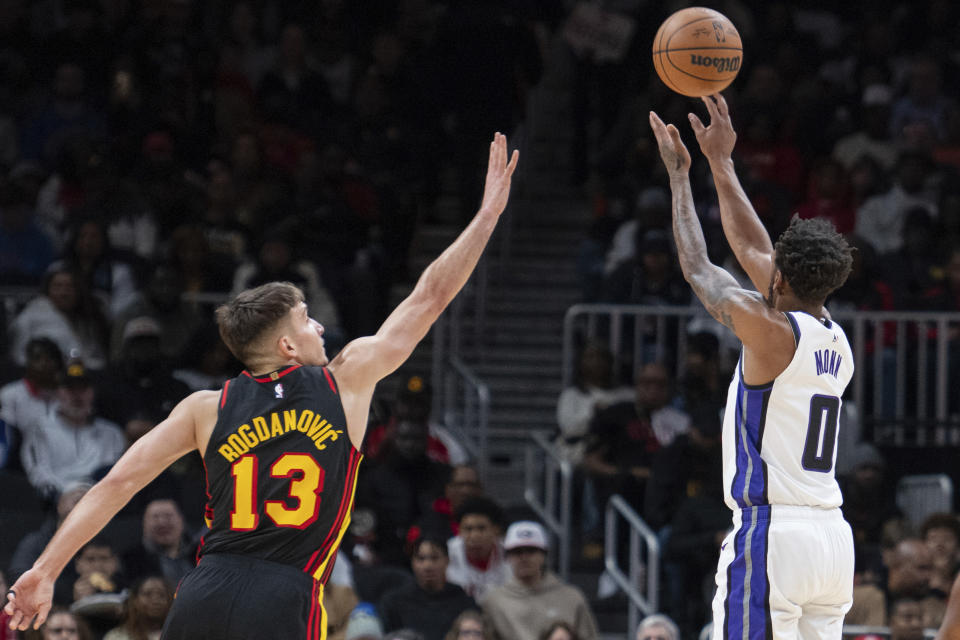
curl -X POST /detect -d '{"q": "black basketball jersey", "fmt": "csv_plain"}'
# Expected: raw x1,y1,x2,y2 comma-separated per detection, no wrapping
198,365,362,584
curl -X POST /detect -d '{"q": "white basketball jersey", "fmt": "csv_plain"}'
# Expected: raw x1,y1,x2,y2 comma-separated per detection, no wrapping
721,311,854,510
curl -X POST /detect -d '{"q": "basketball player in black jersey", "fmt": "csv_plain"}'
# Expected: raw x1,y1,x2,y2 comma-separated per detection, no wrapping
5,133,519,639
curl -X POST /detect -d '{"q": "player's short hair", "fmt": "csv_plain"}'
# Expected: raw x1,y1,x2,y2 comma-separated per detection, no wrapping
215,282,304,364
920,512,960,542
454,496,504,528
774,215,853,304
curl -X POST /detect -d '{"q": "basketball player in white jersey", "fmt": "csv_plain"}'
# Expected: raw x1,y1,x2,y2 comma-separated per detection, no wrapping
649,93,856,640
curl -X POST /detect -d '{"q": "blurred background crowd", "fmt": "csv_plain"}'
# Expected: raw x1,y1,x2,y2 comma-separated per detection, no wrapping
0,0,958,639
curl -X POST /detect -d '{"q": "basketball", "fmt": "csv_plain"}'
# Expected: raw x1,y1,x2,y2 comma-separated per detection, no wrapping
652,7,743,97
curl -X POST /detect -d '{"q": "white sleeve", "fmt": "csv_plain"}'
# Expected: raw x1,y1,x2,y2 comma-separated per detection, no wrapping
556,388,594,438
21,425,61,493
108,264,140,320
603,220,638,275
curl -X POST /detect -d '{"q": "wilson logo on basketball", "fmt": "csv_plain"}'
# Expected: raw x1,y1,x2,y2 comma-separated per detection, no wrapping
689,55,741,73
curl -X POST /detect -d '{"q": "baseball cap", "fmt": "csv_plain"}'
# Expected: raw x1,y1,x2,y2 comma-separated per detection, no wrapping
345,604,383,640
61,358,92,387
503,521,548,552
121,316,162,344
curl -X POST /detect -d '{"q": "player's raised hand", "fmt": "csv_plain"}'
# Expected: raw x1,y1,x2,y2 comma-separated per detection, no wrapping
688,93,737,162
5,568,54,631
479,132,519,217
649,111,691,177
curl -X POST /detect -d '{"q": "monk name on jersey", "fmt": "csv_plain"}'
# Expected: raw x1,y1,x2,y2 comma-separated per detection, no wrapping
217,409,344,462
814,349,842,378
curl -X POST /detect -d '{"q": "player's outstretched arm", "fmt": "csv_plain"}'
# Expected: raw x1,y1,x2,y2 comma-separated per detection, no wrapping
330,133,518,445
4,391,215,632
649,112,791,356
937,573,960,640
688,94,775,298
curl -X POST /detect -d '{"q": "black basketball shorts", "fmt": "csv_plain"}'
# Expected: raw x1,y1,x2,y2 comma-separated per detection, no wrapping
161,553,327,640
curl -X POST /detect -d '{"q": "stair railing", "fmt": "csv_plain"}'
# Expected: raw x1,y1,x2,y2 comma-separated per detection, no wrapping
523,431,573,580
605,495,660,636
441,355,491,484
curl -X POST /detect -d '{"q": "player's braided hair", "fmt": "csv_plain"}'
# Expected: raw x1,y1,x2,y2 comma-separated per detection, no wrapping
774,215,853,304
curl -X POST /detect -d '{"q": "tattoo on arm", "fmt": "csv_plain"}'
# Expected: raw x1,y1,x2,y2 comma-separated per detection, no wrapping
689,272,737,332
669,176,739,332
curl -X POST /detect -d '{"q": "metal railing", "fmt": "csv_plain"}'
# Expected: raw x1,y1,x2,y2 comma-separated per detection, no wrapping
430,268,492,486
605,495,660,636
441,355,491,484
523,431,573,580
563,303,960,446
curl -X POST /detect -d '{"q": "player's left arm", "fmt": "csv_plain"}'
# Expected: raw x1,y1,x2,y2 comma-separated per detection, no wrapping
329,133,518,448
650,112,793,352
4,391,215,631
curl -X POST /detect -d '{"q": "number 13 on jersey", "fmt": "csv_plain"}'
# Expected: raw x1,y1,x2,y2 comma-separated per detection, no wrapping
230,453,326,530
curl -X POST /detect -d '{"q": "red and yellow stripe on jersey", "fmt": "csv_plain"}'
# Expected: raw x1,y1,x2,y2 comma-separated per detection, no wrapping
303,446,363,582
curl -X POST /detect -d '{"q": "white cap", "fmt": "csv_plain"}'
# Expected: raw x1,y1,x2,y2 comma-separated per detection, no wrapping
121,316,162,344
504,521,548,551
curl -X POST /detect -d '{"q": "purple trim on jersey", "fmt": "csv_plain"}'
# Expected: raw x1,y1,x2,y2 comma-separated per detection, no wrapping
730,381,772,508
785,312,801,345
724,506,772,640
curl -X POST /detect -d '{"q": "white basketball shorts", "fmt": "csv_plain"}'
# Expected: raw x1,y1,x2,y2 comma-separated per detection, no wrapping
711,504,854,640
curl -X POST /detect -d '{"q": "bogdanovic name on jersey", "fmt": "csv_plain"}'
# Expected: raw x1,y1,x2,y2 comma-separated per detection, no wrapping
217,409,344,461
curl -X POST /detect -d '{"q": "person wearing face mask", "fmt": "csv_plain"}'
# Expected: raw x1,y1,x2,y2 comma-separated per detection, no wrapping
95,317,191,427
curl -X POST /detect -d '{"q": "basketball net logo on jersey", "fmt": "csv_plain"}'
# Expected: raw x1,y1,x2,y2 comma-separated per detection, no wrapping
275,383,284,398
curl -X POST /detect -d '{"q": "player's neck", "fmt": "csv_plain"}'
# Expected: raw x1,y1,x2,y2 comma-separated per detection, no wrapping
246,357,299,377
776,295,823,319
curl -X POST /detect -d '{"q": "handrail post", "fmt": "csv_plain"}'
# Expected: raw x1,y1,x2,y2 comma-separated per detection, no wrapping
603,495,660,622
524,432,573,581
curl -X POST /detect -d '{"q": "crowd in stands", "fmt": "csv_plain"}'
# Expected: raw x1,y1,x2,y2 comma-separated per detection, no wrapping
3,0,960,639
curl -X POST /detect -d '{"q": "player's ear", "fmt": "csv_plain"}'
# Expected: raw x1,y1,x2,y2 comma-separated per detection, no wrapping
276,332,297,358
774,270,786,294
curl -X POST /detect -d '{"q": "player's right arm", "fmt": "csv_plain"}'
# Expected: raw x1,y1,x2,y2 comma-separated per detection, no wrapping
688,93,776,298
4,390,217,631
329,133,519,447
650,111,795,381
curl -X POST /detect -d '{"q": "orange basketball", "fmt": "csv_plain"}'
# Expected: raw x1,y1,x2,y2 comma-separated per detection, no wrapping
652,7,743,97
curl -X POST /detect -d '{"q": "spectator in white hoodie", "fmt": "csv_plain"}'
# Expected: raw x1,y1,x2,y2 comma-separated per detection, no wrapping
20,358,124,497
